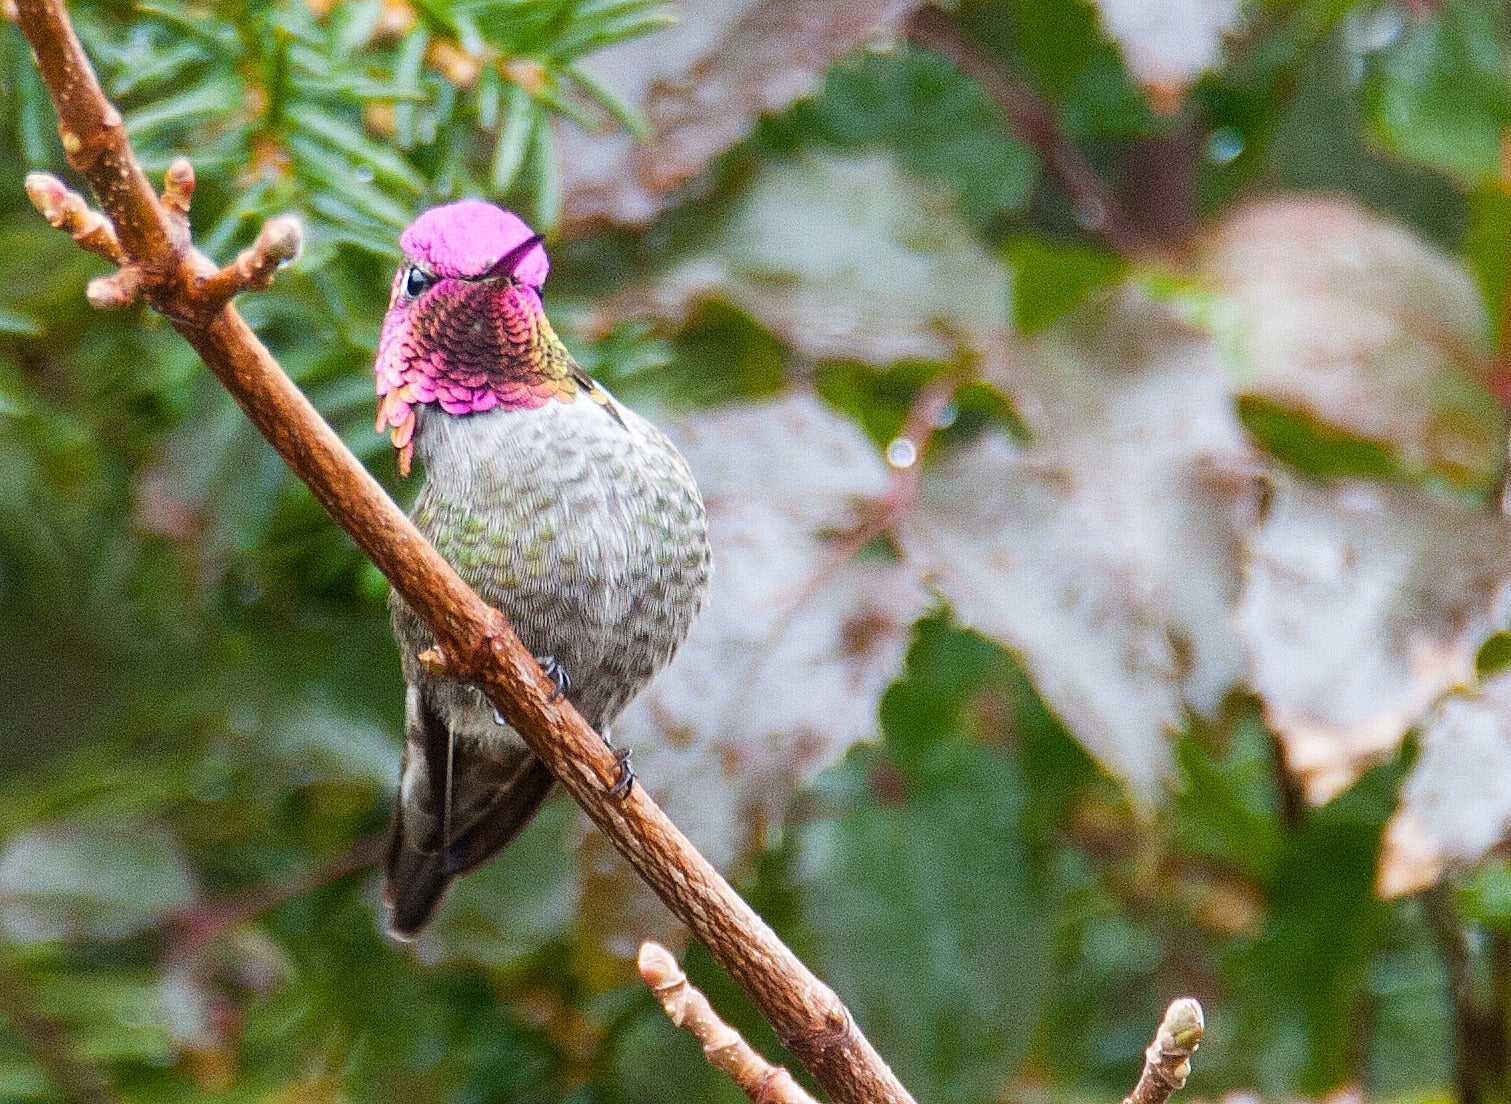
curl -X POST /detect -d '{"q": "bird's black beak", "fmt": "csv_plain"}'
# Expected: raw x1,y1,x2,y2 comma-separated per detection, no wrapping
481,233,546,281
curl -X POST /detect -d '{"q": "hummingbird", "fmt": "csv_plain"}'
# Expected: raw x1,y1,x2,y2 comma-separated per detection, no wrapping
374,200,711,938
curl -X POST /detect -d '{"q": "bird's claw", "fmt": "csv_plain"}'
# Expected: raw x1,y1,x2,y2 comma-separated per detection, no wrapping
607,745,635,800
492,656,568,723
536,654,571,702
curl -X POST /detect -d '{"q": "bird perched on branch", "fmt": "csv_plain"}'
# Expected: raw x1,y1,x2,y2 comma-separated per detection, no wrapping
374,200,710,938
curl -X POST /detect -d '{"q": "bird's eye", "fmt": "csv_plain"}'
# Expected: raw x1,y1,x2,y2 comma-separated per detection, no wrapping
403,265,434,299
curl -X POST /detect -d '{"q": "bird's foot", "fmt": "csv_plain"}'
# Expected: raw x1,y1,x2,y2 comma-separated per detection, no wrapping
606,741,635,800
491,656,568,724
536,654,571,701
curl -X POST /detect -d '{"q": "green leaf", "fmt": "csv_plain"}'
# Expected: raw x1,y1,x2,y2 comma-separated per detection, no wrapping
119,74,244,142
798,739,1051,1103
1236,395,1402,481
994,0,1154,137
1459,860,1511,929
566,61,652,141
531,117,562,230
0,306,43,337
803,634,1051,1104
1467,183,1511,351
1170,707,1287,882
286,103,427,193
1007,238,1123,333
490,83,536,193
781,49,1041,227
1227,760,1399,1094
1364,0,1511,186
0,1059,51,1101
552,7,676,59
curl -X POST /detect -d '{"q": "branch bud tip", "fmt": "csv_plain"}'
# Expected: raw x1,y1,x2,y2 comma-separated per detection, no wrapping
86,267,143,310
24,171,68,224
1160,999,1203,1052
637,941,681,989
259,215,304,268
162,159,195,217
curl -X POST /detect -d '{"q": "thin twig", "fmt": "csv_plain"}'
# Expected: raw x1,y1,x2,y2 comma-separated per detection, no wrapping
12,4,914,1102
640,942,819,1104
195,211,305,312
165,833,386,959
906,4,1148,256
1122,998,1204,1104
829,374,961,562
724,375,961,739
24,170,125,264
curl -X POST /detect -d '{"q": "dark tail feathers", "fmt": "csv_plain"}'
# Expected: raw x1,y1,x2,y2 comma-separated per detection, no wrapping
382,754,556,939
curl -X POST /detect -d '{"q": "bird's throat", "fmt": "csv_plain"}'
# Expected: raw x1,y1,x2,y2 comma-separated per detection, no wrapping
376,283,579,476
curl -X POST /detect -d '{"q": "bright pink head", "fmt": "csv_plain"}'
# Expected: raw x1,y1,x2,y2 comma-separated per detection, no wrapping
399,199,548,285
375,201,573,474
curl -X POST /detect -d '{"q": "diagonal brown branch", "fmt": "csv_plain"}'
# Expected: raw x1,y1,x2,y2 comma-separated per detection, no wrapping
10,3,915,1103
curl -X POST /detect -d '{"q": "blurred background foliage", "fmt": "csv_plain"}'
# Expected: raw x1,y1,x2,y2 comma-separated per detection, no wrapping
3,0,1511,1102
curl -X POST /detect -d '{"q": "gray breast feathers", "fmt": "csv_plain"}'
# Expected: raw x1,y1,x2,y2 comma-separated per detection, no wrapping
395,393,710,733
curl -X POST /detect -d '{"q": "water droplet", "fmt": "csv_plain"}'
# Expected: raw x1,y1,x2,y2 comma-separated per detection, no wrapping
886,437,918,469
933,401,959,429
1347,5,1405,53
353,164,375,184
1205,127,1244,165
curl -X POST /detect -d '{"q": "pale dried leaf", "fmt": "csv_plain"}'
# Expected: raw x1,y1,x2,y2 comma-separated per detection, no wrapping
1378,669,1511,897
899,292,1257,803
1093,0,1243,111
589,150,1010,364
0,822,199,942
559,0,923,230
1202,197,1503,484
583,394,925,950
1239,476,1511,804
